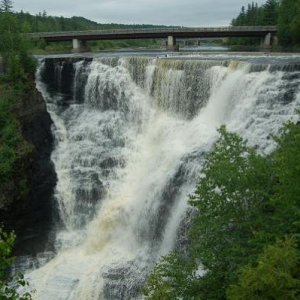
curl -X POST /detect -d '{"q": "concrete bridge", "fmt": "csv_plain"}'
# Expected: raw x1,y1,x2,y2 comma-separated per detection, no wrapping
29,26,277,52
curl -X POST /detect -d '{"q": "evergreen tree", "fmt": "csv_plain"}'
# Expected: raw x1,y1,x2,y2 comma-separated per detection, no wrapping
0,0,13,13
262,0,279,25
278,0,300,47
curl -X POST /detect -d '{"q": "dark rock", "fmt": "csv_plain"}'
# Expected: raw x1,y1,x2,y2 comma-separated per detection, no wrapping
41,57,91,105
0,84,57,256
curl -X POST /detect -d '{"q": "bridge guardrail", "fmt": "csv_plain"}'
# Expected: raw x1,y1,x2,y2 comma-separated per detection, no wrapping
28,26,277,39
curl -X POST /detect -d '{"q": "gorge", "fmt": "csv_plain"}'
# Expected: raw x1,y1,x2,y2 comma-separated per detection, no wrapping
11,53,300,299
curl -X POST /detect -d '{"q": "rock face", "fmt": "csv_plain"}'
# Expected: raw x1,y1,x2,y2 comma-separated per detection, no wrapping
0,83,57,256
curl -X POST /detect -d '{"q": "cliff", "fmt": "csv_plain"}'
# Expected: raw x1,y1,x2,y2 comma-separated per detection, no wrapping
0,80,56,256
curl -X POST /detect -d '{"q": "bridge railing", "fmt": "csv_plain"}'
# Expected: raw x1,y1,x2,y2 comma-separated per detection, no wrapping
29,26,277,39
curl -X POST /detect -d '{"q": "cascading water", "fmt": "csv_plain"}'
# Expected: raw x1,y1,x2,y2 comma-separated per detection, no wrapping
27,54,300,300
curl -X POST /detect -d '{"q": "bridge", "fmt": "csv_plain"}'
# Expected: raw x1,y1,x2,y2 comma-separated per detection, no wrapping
29,26,278,52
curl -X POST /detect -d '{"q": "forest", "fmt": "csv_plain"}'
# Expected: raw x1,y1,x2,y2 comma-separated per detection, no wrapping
230,0,300,49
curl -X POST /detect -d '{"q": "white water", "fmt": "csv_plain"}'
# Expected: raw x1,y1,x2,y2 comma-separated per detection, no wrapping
29,55,300,299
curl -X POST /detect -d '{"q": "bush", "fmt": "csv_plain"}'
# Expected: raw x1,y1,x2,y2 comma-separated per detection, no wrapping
227,238,300,300
0,227,32,300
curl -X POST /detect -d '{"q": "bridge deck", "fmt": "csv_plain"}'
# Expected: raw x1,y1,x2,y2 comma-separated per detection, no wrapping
29,26,277,42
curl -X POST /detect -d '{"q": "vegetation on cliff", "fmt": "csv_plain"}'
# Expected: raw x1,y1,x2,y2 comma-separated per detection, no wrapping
0,2,36,298
143,120,300,299
0,2,36,203
0,229,32,300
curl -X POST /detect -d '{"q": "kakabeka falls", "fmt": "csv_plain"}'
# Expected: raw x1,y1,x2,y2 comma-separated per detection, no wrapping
17,53,300,299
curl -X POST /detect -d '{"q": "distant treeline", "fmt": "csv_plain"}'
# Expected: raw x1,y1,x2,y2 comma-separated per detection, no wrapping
231,0,300,49
15,10,169,33
11,10,168,52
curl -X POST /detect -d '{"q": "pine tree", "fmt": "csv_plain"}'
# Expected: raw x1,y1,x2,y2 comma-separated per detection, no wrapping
278,0,300,47
0,0,13,13
263,0,279,25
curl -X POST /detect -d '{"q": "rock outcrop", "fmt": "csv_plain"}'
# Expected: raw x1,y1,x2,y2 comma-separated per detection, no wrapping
0,81,57,256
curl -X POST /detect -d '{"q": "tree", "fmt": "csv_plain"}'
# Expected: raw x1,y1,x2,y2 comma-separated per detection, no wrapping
0,0,13,13
0,12,21,75
144,114,300,299
0,8,36,80
262,0,279,25
278,0,300,47
227,238,300,300
188,126,275,299
143,127,275,300
289,0,300,45
270,117,300,239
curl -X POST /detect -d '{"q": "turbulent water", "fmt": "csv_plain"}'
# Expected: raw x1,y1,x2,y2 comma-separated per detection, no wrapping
26,54,300,299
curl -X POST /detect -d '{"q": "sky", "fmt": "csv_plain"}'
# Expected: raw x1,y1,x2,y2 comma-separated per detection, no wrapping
13,0,266,27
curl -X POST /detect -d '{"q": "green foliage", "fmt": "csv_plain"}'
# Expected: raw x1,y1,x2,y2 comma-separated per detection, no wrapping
0,228,15,281
278,0,300,49
144,118,300,300
0,10,36,80
1,274,32,300
143,252,200,300
270,118,300,241
0,1,34,200
188,126,274,299
274,120,300,205
0,4,33,297
190,126,273,255
86,39,160,52
262,0,279,25
227,238,300,300
0,12,22,60
0,87,21,187
0,228,32,300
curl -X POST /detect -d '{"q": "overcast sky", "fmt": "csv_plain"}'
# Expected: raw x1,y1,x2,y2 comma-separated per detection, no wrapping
13,0,266,26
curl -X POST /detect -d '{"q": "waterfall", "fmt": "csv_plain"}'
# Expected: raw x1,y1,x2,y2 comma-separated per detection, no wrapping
28,55,300,300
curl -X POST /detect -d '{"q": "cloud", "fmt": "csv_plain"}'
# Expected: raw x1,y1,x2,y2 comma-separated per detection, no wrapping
13,0,266,26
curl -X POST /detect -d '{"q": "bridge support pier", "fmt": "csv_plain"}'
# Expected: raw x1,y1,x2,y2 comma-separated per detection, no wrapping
166,36,179,51
272,35,278,47
263,33,272,48
261,32,278,49
72,38,88,53
262,32,278,48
